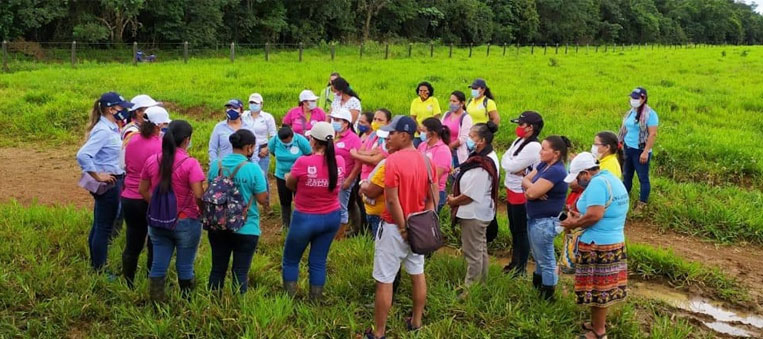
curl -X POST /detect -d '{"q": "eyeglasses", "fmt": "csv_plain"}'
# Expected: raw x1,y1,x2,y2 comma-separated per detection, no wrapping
418,89,429,93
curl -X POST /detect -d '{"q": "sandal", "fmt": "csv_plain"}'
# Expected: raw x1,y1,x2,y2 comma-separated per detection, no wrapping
579,329,607,339
580,322,593,331
364,328,385,339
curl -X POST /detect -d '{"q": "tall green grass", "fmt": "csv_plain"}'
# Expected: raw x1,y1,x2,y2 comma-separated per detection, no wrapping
0,201,714,338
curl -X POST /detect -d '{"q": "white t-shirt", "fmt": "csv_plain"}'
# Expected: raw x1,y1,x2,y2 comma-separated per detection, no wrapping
501,139,541,193
242,110,277,149
331,96,362,129
455,151,498,222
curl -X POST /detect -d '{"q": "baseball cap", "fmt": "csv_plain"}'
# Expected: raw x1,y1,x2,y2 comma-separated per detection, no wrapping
224,99,243,109
144,106,171,125
564,152,599,183
630,87,647,99
248,93,263,104
129,94,158,111
510,111,544,126
299,90,319,102
329,108,352,123
379,115,416,136
99,92,134,109
307,121,335,142
469,78,487,89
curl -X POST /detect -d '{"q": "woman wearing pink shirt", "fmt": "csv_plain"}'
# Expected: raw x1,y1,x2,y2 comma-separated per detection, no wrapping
441,90,473,169
283,122,345,300
139,120,206,302
329,108,361,238
417,117,452,213
120,106,170,289
282,90,327,136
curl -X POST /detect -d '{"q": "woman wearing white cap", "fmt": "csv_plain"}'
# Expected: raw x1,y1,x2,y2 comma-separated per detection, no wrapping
282,121,345,300
120,106,170,288
283,90,327,136
561,152,630,339
242,93,277,178
121,95,160,142
329,108,361,238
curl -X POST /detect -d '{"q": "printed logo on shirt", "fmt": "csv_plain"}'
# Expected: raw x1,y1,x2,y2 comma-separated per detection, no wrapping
307,166,317,176
336,142,345,149
290,146,300,154
427,105,433,111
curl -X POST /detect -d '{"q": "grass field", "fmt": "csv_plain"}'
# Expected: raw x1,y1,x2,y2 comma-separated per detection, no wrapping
0,45,761,337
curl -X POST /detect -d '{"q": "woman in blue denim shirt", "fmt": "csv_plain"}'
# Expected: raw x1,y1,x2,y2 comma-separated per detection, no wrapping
76,92,133,272
521,135,571,300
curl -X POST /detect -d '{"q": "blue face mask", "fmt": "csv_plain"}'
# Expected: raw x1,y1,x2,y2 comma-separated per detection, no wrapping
226,109,240,120
358,124,370,134
160,127,168,135
249,103,261,112
332,121,343,132
466,138,476,151
114,108,129,121
449,103,461,112
419,132,428,142
471,89,480,98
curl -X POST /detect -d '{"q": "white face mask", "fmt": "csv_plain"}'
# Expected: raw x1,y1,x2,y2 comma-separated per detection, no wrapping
307,101,317,110
590,144,600,159
630,98,641,108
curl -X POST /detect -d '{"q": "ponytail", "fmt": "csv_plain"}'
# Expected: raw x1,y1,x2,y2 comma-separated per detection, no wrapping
483,86,495,101
596,131,624,167
159,120,193,193
86,99,105,134
513,111,543,157
422,117,449,144
635,95,648,122
317,137,338,191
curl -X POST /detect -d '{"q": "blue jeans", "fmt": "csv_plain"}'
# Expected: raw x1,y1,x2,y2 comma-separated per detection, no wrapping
282,209,341,286
367,215,382,238
437,190,447,214
148,218,202,280
208,231,259,294
88,176,123,271
257,156,270,192
339,181,356,224
623,146,651,203
527,216,560,286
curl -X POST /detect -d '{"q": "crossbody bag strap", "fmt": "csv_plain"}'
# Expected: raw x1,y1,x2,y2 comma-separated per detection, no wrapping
421,153,437,211
604,178,614,209
229,160,256,220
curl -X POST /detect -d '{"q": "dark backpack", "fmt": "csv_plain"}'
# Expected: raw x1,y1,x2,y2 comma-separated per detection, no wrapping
146,156,189,230
467,96,490,118
442,110,467,127
201,160,254,232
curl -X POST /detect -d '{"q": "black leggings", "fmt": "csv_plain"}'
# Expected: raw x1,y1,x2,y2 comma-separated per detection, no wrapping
276,177,294,227
506,202,529,274
121,197,153,287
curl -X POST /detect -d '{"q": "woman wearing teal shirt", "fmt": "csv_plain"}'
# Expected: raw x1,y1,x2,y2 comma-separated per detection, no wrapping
618,87,658,212
561,152,630,339
269,126,312,230
206,130,268,294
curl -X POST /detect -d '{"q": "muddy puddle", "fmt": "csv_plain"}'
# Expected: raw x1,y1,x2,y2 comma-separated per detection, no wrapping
630,281,763,337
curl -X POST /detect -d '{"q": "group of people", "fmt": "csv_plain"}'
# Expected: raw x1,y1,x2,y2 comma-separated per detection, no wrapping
76,73,658,339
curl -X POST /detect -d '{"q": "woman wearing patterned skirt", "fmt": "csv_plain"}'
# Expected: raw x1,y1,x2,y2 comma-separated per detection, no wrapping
561,152,630,339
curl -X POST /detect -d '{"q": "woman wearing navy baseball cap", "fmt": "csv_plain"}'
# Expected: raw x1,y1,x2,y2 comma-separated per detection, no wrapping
76,91,133,272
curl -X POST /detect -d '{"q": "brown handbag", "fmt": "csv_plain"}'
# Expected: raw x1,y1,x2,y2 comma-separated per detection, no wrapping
405,154,444,255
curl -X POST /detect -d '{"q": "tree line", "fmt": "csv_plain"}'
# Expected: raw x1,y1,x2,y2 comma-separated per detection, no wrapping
2,0,762,46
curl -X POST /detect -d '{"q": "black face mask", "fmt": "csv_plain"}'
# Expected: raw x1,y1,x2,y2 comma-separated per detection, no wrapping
113,108,129,121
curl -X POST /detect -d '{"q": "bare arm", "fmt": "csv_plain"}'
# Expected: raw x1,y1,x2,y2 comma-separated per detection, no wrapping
191,181,204,209
360,181,384,199
285,172,297,191
255,192,268,205
561,206,605,230
342,162,361,189
139,179,151,202
385,187,408,239
488,110,500,125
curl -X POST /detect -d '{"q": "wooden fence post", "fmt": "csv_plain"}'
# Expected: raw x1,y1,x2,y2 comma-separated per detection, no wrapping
183,41,188,63
71,41,77,68
230,42,235,63
385,44,389,59
265,42,270,61
299,42,304,62
2,41,8,72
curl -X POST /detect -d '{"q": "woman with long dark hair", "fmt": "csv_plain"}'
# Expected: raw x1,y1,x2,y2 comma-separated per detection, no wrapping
328,76,362,124
522,135,572,300
76,92,133,272
269,126,312,230
618,87,658,213
466,78,500,125
501,111,543,276
120,106,170,288
441,90,473,168
139,120,205,302
282,122,345,300
418,117,452,213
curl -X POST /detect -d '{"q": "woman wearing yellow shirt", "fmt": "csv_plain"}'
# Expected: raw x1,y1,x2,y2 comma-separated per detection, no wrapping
467,78,500,125
410,81,441,147
591,131,623,178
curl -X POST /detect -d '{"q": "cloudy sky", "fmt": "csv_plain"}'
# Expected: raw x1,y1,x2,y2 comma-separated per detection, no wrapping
745,0,763,13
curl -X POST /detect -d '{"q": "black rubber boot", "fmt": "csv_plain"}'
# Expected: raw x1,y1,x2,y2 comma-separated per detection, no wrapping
149,276,166,303
309,285,324,301
540,285,556,301
178,278,195,300
283,281,297,297
122,253,138,289
281,206,291,230
532,273,542,291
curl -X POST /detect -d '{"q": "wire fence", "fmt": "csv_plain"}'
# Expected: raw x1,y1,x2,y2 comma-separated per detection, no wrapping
0,40,741,73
